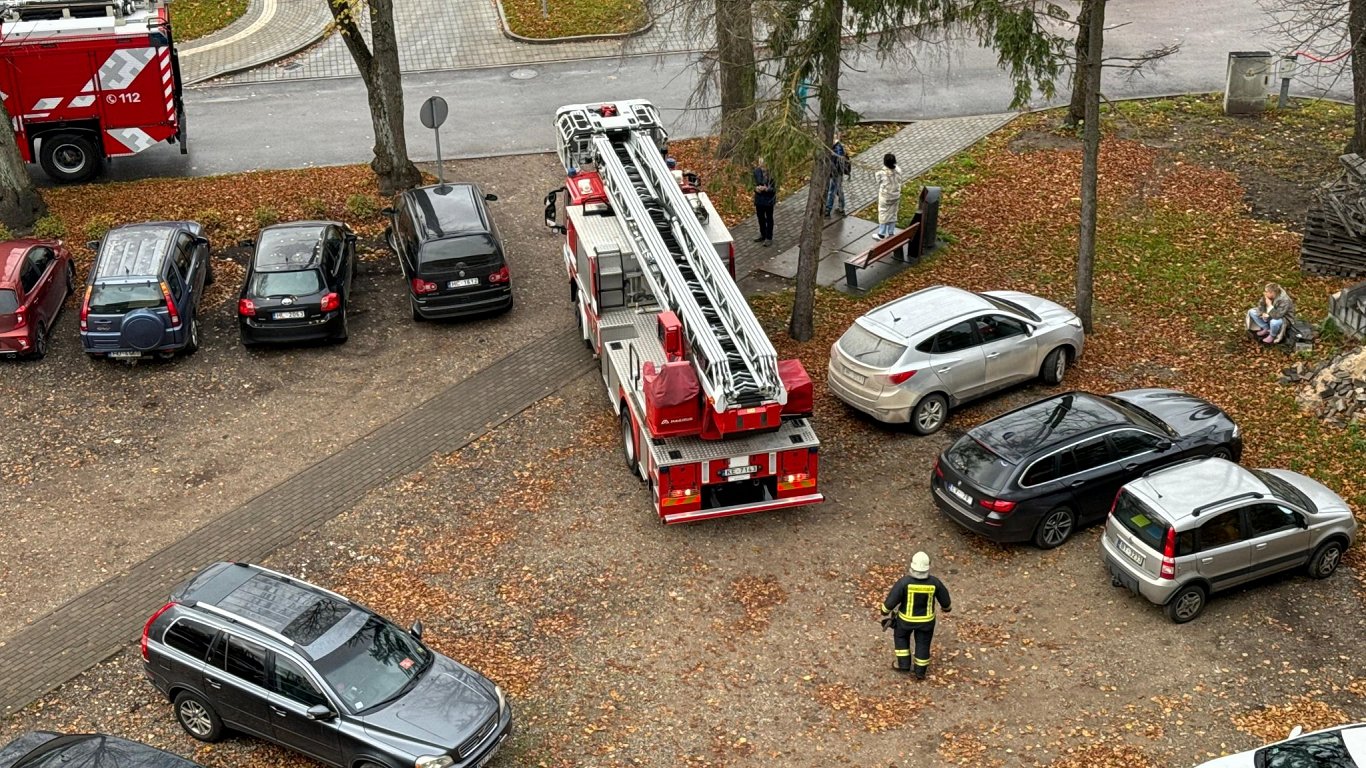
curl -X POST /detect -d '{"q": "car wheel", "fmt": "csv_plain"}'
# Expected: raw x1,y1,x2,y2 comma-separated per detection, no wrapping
621,408,641,479
174,691,224,742
239,331,258,349
39,132,100,183
1032,507,1075,549
28,324,49,360
333,309,349,343
909,393,948,436
410,298,424,323
204,260,216,287
1041,347,1068,385
1307,540,1344,579
184,317,200,355
1164,584,1207,624
1208,447,1233,460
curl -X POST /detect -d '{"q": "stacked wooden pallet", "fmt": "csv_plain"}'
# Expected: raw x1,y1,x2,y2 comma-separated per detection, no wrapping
1301,154,1366,277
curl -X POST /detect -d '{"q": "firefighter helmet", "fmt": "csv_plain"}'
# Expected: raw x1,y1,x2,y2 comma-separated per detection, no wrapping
910,552,930,578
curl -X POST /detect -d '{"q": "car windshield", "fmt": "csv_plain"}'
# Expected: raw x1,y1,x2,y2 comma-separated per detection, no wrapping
838,322,907,368
89,282,163,313
252,270,324,298
1099,395,1177,437
0,289,17,314
311,615,432,712
420,235,500,270
944,436,1015,492
257,227,324,269
1255,729,1360,768
1112,490,1168,551
977,292,1041,322
1252,470,1317,513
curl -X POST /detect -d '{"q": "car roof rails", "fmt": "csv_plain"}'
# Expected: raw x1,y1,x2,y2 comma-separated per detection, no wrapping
1191,491,1263,518
192,600,296,647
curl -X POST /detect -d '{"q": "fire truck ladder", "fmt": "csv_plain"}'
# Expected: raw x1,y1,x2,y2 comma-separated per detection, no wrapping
557,104,785,412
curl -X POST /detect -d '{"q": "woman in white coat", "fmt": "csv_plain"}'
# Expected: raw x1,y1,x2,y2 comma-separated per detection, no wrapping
874,153,901,240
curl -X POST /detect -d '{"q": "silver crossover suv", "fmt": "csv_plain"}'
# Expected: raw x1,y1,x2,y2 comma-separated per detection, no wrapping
1103,457,1357,623
827,285,1084,434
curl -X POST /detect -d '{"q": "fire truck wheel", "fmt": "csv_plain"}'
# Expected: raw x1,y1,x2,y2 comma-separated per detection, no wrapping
621,408,641,478
39,133,100,183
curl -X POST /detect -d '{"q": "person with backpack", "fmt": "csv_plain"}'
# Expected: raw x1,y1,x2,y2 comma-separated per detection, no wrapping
824,134,850,218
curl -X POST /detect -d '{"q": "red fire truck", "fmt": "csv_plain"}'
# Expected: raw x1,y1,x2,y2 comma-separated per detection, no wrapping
0,0,186,183
544,100,824,524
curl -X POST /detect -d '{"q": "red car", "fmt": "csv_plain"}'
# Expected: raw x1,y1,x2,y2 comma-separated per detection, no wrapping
0,239,74,359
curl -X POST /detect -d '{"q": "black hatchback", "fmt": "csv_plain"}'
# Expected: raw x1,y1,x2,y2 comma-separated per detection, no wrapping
238,222,355,346
931,388,1242,549
383,183,512,321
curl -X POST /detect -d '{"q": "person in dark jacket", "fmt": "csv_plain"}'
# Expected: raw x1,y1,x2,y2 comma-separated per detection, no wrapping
752,157,776,246
1246,282,1295,344
824,135,850,218
881,551,951,679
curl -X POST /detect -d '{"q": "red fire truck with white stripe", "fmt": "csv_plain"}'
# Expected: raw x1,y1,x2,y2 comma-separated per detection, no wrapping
544,100,823,524
0,0,186,183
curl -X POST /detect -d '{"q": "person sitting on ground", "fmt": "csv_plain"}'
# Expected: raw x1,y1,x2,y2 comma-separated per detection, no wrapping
1246,282,1295,344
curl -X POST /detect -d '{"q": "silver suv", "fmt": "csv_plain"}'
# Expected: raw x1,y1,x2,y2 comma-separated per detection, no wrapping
1103,457,1356,623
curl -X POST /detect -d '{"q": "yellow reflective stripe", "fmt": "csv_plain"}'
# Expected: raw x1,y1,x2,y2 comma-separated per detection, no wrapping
900,584,936,621
894,649,910,657
913,657,930,666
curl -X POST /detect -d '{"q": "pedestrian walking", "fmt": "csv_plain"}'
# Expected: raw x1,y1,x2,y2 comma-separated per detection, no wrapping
752,157,776,246
881,551,951,679
824,134,850,218
874,153,902,240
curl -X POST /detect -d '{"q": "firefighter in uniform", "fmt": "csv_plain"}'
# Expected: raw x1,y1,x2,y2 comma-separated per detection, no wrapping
881,551,951,679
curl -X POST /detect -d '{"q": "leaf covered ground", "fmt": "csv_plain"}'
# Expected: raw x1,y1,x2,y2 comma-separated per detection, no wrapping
173,0,249,42
499,0,647,38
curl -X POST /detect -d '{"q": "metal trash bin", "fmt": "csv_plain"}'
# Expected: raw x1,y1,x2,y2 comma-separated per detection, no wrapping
1225,51,1272,115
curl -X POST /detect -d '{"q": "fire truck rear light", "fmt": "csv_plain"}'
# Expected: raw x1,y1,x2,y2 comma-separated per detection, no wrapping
778,472,815,492
411,278,438,295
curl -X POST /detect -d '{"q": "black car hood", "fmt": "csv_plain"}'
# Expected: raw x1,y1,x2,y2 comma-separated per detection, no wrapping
1107,388,1233,437
358,655,497,751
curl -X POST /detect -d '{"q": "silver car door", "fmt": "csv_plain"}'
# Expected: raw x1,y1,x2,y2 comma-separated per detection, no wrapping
1243,503,1312,576
1193,509,1252,590
927,320,987,399
975,314,1037,388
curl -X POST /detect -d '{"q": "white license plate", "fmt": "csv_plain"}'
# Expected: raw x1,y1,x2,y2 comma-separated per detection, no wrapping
476,736,504,767
449,278,479,288
109,350,141,359
946,482,973,507
1116,537,1145,567
842,364,866,385
274,310,305,320
720,464,759,478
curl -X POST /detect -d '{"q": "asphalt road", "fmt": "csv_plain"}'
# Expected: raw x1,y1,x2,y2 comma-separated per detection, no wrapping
92,0,1352,181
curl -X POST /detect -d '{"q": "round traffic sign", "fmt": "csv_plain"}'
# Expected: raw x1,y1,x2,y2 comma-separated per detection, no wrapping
419,96,448,130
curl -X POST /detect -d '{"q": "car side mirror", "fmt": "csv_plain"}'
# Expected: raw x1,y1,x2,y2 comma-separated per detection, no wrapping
345,232,357,243
1156,439,1174,452
194,236,210,248
484,193,499,202
1295,513,1308,529
86,239,100,251
305,704,336,721
380,207,396,217
410,619,423,639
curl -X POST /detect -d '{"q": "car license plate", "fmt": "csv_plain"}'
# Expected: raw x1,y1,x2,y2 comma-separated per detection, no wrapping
476,736,504,768
841,364,866,384
449,278,479,288
1116,537,1145,567
274,310,305,320
946,482,973,507
109,350,141,359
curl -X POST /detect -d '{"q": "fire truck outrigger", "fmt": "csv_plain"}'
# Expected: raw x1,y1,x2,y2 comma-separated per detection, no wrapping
0,0,187,183
544,100,823,524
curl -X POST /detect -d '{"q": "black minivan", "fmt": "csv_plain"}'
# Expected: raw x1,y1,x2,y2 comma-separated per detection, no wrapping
383,183,512,321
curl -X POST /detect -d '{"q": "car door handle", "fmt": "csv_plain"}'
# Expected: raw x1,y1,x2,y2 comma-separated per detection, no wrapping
1200,557,1214,564
937,366,953,373
1069,479,1087,487
985,352,1000,359
1255,543,1268,550
1123,463,1139,471
271,706,289,718
205,677,222,689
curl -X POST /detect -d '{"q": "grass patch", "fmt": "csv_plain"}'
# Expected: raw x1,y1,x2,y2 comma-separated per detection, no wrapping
173,0,249,42
500,0,647,38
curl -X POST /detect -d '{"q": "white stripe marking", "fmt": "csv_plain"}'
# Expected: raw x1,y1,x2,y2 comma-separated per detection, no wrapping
32,97,61,111
178,0,276,56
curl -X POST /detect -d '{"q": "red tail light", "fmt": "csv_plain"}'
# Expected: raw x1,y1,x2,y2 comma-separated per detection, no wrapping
887,369,918,385
159,281,180,327
411,278,438,295
933,458,944,478
79,285,91,331
1159,527,1177,579
1108,489,1122,518
141,601,176,661
237,298,256,317
488,265,510,284
727,242,736,278
320,292,340,312
13,306,25,328
979,498,1016,514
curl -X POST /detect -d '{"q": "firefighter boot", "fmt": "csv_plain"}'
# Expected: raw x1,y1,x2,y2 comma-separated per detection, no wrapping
913,662,928,680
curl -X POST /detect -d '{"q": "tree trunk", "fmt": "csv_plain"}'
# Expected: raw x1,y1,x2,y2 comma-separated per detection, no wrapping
788,0,842,342
1075,0,1104,334
715,0,757,159
1350,0,1366,154
325,0,421,195
1065,0,1094,128
0,101,45,231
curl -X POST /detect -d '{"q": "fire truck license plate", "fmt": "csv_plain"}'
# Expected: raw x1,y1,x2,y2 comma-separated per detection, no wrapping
720,465,759,478
274,311,305,320
449,278,479,288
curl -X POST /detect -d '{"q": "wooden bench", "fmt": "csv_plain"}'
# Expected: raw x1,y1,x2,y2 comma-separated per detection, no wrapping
845,186,941,292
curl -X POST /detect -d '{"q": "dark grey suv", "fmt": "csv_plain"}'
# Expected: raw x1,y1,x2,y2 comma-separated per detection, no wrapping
141,562,511,768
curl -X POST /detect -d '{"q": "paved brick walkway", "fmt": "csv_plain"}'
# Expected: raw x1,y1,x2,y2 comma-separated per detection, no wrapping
733,113,1017,279
178,0,332,85
0,328,592,717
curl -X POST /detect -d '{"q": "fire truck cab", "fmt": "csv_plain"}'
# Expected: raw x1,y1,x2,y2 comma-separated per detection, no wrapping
0,0,186,183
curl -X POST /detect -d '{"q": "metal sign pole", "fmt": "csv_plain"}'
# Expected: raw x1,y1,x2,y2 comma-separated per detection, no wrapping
433,127,444,186
419,95,450,189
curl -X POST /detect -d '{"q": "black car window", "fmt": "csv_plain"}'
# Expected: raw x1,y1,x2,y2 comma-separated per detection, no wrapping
945,436,1015,492
88,283,162,313
224,636,269,688
838,323,907,368
251,269,325,298
417,235,501,271
323,229,342,275
312,615,432,712
1197,510,1245,551
932,321,977,354
975,314,1028,343
1253,727,1360,768
163,618,217,662
1020,455,1059,486
173,233,194,277
164,265,185,299
1252,470,1317,513
1112,490,1169,551
1057,437,1113,476
1245,504,1300,537
273,655,329,708
397,199,418,254
27,247,54,282
19,260,39,293
0,289,17,313
1109,429,1165,459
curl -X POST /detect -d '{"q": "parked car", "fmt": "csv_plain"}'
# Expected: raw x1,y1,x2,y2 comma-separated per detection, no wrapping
142,562,511,768
383,183,512,321
238,222,356,346
827,285,1084,434
0,240,74,360
932,388,1242,549
0,731,205,768
1194,722,1366,767
80,222,213,360
1103,456,1356,623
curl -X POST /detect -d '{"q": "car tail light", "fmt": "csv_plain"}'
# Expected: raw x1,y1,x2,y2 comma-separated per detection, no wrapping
141,602,176,661
933,458,944,479
159,281,180,327
727,242,736,277
320,292,340,312
488,265,510,285
1159,527,1177,580
13,306,25,328
79,286,91,331
237,298,256,317
979,498,1016,514
1108,489,1122,519
887,369,917,385
411,278,438,295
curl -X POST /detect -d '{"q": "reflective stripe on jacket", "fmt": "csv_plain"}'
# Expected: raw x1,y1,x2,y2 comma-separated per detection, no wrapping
882,575,951,624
